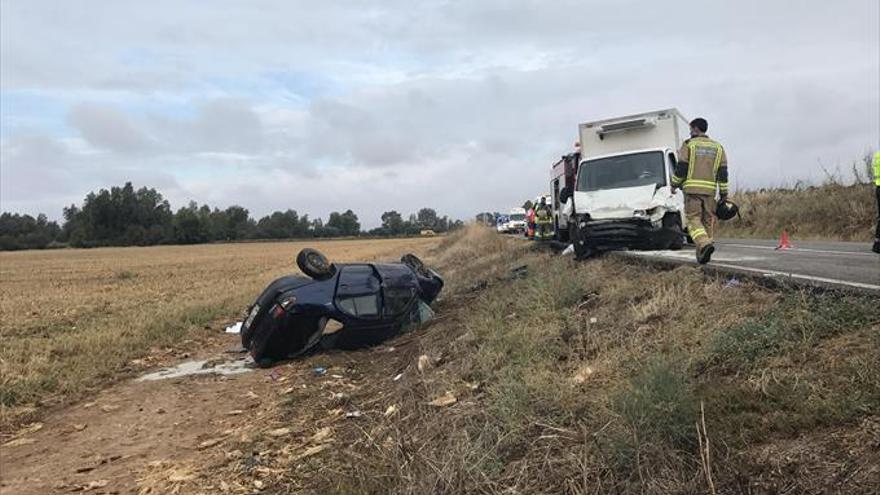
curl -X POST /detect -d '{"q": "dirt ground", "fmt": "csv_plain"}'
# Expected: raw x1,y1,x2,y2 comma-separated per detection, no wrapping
0,289,442,495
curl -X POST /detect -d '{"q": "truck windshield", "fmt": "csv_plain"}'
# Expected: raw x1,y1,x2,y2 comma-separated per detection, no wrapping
510,214,525,221
577,151,666,192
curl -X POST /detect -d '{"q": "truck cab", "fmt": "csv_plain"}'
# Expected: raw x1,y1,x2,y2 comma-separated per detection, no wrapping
559,109,689,255
506,208,527,233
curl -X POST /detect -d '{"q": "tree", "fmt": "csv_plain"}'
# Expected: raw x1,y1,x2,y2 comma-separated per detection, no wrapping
381,210,405,235
327,210,360,236
0,212,61,250
416,208,439,230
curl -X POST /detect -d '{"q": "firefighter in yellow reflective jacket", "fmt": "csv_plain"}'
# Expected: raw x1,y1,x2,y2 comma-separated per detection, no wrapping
872,150,880,254
534,197,553,239
671,117,728,264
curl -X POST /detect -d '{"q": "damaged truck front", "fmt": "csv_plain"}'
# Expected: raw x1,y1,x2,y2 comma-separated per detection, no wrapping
559,109,689,257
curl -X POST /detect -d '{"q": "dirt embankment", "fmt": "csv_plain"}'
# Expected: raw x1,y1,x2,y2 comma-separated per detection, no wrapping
2,227,878,494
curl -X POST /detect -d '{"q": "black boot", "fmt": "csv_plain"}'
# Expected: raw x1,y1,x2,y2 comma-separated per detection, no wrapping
697,243,715,264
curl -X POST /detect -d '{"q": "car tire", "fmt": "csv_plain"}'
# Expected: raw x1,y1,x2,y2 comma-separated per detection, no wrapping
296,248,336,280
401,253,430,278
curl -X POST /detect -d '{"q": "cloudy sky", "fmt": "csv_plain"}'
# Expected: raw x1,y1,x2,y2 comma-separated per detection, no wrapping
1,0,878,227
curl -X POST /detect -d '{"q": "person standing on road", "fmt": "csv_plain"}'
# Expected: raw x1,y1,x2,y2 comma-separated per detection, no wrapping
873,150,880,254
671,117,728,264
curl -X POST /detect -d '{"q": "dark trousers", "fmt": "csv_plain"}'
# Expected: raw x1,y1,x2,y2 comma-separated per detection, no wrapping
875,186,880,240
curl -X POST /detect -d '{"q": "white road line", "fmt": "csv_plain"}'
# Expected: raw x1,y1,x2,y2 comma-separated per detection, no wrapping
708,262,880,292
721,243,877,258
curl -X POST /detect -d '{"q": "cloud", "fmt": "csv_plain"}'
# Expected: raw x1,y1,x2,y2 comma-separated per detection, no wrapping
1,0,878,227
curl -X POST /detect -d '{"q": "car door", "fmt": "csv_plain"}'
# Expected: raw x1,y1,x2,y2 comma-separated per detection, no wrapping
334,265,382,319
373,263,418,317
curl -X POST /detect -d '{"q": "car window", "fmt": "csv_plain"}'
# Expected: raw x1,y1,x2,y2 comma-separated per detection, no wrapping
374,264,418,316
335,265,381,318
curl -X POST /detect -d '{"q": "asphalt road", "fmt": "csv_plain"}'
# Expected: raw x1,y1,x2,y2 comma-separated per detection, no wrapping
618,238,880,294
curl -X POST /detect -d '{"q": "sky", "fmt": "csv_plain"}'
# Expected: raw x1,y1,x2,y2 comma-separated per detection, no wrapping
1,0,878,227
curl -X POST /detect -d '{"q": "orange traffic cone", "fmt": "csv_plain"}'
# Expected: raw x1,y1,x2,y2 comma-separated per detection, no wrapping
775,230,794,250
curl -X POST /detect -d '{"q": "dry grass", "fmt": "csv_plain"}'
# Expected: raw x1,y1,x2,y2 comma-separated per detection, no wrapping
718,182,875,241
0,237,440,432
253,226,879,494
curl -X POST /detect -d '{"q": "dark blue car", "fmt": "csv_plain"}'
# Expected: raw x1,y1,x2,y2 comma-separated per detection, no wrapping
241,249,443,364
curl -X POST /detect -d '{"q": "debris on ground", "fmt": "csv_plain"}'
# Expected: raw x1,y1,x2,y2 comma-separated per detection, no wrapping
392,373,404,381
561,244,575,256
313,367,327,376
384,405,398,417
724,276,742,289
417,354,431,373
137,358,252,381
225,322,243,334
345,411,363,419
428,392,457,407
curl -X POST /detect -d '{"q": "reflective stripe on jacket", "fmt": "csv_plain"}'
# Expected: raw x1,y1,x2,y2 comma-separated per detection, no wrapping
672,135,728,195
873,151,880,186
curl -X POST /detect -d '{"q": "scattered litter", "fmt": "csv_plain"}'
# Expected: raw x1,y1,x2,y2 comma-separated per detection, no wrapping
19,422,43,434
83,480,109,491
386,346,396,353
561,244,575,256
72,423,88,432
330,374,344,379
417,355,431,373
428,392,457,407
225,322,243,334
227,410,245,416
83,402,97,409
723,276,742,289
589,317,598,324
101,404,120,413
197,437,226,449
313,367,327,376
3,437,35,447
280,387,295,395
384,405,398,417
266,427,291,437
573,366,595,384
345,411,363,419
392,373,404,381
138,358,252,381
254,479,265,489
245,391,260,400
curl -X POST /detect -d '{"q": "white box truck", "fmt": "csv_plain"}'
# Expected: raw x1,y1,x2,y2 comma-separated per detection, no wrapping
558,108,690,256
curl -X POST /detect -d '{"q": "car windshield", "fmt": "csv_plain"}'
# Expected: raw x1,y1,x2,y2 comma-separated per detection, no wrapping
576,151,666,192
510,214,525,221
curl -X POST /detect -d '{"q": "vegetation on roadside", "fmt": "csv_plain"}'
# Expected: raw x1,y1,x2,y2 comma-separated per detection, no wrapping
280,226,879,494
719,153,877,241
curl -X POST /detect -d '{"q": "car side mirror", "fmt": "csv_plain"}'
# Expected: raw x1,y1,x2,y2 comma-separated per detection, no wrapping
559,186,572,203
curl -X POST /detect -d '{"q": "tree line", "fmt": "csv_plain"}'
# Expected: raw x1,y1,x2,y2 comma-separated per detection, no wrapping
0,182,463,250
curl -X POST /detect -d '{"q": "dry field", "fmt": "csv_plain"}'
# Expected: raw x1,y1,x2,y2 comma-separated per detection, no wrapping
0,237,441,432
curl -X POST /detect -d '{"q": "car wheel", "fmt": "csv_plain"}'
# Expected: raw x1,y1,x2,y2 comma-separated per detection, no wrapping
296,248,336,280
401,253,430,278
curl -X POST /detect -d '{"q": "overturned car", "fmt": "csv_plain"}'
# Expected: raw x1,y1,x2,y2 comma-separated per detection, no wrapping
241,249,443,365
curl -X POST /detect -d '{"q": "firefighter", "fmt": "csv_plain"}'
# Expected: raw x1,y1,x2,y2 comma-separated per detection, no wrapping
671,117,728,264
873,150,880,254
535,197,553,239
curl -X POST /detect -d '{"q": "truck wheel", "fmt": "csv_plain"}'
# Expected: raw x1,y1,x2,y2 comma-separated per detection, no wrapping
296,248,337,280
662,214,685,250
556,222,569,242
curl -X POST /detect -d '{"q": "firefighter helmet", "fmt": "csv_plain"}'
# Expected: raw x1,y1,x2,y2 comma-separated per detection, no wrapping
716,199,739,221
